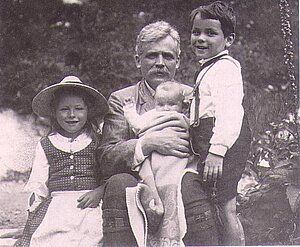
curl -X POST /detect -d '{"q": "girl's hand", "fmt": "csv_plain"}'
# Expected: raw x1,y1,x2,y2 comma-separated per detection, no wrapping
77,185,105,209
203,153,224,182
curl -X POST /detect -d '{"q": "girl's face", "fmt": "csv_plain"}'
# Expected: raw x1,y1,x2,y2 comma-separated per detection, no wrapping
55,94,88,138
190,14,234,60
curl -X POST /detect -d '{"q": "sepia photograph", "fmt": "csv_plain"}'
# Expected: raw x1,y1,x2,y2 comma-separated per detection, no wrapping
0,0,299,246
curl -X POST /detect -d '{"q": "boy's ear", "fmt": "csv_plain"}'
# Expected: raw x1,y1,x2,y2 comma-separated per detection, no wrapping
135,54,141,68
225,33,235,48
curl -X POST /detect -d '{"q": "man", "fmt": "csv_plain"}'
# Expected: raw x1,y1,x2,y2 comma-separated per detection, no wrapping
97,21,219,246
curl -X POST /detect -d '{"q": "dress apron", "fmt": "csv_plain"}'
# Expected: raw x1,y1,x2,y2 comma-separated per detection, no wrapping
30,190,103,247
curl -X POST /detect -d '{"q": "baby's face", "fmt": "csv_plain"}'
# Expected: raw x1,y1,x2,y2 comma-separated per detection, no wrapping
155,90,183,112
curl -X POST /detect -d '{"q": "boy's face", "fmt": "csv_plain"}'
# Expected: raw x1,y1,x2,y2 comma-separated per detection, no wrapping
155,89,183,112
55,94,88,138
191,14,234,60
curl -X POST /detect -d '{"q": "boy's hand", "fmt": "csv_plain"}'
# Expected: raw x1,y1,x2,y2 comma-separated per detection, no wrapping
203,153,224,182
77,185,105,209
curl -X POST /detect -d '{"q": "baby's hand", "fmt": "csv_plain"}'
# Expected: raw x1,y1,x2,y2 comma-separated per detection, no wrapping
203,153,224,182
77,185,105,209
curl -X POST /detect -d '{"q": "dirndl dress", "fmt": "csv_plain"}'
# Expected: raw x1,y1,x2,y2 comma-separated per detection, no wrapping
14,137,103,247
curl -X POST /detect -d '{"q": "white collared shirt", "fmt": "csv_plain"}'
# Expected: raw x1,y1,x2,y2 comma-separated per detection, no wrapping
190,50,244,156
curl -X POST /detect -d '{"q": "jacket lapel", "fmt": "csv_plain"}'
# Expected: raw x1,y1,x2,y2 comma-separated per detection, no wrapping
135,81,155,114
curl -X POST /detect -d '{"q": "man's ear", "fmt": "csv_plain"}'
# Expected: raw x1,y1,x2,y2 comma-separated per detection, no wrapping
176,56,180,69
225,33,235,49
135,54,141,68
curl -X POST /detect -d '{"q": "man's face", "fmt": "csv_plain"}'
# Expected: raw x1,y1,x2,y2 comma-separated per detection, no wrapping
135,36,180,90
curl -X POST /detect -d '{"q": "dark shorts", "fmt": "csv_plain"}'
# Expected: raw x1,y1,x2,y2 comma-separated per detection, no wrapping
190,117,251,203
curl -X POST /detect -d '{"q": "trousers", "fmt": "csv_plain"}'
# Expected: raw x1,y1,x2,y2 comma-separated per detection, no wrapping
102,172,219,246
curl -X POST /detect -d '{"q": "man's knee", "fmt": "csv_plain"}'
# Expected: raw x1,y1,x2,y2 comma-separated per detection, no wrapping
103,173,138,210
105,173,138,192
220,197,237,219
181,172,208,207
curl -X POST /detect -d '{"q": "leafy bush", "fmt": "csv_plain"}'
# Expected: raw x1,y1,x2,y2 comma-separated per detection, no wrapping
239,112,300,244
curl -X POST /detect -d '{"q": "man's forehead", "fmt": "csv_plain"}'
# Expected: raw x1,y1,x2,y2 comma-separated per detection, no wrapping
142,38,178,52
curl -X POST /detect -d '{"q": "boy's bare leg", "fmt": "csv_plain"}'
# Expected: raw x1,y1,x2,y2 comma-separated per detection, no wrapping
220,197,245,245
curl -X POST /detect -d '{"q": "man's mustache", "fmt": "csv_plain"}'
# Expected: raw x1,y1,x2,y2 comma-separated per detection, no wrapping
151,68,169,74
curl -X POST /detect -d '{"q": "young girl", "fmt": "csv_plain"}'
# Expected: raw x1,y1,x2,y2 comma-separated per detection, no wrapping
15,76,108,247
188,1,252,245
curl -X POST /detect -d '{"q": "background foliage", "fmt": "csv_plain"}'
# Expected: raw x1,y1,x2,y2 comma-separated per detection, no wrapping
0,0,298,136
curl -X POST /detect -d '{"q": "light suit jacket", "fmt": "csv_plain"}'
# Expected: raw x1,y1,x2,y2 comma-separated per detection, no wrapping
97,80,192,178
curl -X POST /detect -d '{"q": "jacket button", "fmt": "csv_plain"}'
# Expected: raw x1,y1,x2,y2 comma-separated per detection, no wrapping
70,155,74,159
70,165,74,170
70,176,75,180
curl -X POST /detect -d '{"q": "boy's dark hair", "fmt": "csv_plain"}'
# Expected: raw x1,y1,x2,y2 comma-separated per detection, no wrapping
190,1,236,37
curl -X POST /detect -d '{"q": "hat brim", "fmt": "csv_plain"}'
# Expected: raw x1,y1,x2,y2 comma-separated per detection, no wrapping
32,82,108,118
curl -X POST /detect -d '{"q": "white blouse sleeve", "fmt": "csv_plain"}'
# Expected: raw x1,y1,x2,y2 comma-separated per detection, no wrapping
25,140,49,211
209,59,244,156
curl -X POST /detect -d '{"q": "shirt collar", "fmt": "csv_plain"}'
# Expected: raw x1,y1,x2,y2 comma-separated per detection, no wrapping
52,131,90,143
144,80,156,97
198,50,229,67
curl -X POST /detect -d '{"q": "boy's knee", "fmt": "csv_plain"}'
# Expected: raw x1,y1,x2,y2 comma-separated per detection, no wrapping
220,197,237,217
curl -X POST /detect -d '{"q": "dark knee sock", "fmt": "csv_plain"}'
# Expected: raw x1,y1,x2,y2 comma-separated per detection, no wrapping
183,201,219,246
102,209,137,247
181,172,219,246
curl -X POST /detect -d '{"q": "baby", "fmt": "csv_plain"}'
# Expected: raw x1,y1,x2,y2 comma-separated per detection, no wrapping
124,80,189,134
123,80,194,245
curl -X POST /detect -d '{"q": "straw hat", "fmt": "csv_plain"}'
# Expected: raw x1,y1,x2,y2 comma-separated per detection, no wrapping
32,76,108,117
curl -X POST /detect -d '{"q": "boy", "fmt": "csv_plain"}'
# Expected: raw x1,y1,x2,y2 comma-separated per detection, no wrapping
189,1,251,245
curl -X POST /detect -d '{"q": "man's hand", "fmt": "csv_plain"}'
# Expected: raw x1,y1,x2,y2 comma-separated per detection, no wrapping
77,185,105,209
203,153,224,182
141,126,190,158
